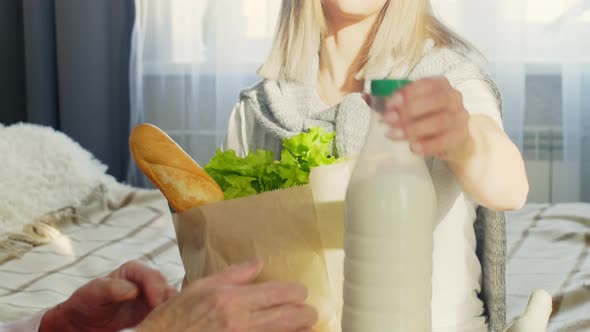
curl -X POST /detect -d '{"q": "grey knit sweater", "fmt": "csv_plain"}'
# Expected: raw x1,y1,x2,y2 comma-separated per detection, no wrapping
238,44,506,332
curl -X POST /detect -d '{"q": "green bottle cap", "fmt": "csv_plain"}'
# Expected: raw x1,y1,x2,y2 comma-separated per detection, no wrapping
371,79,412,97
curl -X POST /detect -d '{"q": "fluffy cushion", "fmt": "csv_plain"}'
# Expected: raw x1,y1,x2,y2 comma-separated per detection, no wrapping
0,123,118,234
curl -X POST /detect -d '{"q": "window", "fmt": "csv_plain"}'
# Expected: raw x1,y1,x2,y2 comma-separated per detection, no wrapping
136,1,589,201
142,0,279,75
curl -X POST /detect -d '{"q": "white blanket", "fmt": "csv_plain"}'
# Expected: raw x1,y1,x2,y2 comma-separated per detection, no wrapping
0,122,586,331
506,203,590,331
0,123,184,322
0,123,119,245
2,199,588,331
0,186,184,322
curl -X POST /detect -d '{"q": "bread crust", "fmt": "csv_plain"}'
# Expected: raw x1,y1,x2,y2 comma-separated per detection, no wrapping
129,123,224,212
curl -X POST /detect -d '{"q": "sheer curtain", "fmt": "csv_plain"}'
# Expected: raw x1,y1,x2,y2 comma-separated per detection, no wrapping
127,0,279,186
129,0,589,203
432,0,590,203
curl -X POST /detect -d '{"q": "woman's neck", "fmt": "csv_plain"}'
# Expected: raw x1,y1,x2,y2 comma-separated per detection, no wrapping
318,14,379,106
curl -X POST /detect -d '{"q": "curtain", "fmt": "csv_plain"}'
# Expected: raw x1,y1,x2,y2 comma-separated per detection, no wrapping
432,0,590,203
0,0,135,182
128,0,279,187
129,0,589,202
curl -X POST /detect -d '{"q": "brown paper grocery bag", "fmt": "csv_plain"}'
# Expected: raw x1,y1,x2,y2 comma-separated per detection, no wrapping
172,163,352,332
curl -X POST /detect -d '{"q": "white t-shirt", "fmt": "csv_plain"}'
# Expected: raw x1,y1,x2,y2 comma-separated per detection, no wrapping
223,79,503,332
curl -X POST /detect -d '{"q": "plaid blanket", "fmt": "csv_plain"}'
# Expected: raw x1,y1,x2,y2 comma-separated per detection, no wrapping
0,185,588,332
0,186,184,322
506,203,590,331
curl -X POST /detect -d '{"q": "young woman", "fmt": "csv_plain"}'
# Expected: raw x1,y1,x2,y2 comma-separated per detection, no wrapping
223,1,529,331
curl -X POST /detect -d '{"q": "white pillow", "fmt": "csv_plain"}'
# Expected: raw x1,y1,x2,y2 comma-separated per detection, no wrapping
0,123,118,234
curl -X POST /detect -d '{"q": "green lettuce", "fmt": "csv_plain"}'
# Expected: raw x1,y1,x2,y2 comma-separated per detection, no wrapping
204,127,342,200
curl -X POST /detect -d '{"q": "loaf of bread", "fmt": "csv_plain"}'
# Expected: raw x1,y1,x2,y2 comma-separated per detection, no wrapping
129,123,224,212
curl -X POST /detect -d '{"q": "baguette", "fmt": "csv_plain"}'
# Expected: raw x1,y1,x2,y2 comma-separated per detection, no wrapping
129,123,224,212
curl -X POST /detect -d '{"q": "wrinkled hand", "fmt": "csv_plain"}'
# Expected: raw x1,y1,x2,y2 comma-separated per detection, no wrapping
136,259,318,332
40,260,176,332
377,77,472,161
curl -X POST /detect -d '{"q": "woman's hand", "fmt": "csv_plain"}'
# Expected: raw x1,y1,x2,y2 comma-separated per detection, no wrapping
136,259,318,332
373,77,528,210
40,260,177,332
381,77,473,161
40,259,316,332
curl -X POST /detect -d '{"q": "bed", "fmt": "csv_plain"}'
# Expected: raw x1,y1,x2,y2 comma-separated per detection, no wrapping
0,123,187,323
506,203,590,331
0,184,185,322
0,120,588,331
1,190,587,331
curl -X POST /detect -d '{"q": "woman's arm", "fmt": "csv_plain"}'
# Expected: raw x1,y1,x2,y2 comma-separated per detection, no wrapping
443,79,528,210
383,77,529,211
447,114,529,211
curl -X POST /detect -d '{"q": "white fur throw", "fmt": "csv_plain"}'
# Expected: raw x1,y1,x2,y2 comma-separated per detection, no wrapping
0,123,120,259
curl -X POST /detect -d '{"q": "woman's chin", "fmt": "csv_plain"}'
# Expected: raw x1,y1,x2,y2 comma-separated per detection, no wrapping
322,0,387,21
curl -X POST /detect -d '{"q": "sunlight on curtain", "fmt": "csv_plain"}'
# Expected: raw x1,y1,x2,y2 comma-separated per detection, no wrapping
432,0,589,203
128,0,278,187
130,0,589,203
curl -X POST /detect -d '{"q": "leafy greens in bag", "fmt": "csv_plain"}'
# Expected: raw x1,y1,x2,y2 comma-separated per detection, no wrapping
204,127,343,199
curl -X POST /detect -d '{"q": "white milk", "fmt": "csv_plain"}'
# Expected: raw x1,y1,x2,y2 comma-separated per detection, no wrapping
343,170,436,332
341,79,437,331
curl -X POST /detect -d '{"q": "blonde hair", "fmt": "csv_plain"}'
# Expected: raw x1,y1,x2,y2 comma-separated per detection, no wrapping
258,0,470,83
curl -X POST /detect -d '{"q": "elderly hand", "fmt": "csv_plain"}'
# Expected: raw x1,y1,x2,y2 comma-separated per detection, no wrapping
136,259,318,332
39,260,176,332
380,77,472,161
